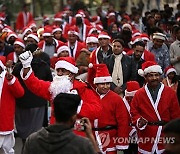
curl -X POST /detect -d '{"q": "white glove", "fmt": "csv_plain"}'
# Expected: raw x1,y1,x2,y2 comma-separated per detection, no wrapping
19,51,33,68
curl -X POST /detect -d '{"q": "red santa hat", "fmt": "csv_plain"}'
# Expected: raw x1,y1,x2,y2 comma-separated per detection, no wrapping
14,38,25,48
0,12,5,21
55,45,70,57
153,32,166,41
98,31,110,39
55,57,78,74
43,16,50,22
67,26,79,36
90,63,112,84
130,36,142,45
43,26,53,37
6,32,17,42
0,56,6,70
91,16,101,24
107,12,115,18
22,26,32,38
140,33,150,42
77,10,85,18
54,13,63,22
28,21,37,29
2,26,13,33
122,23,132,31
125,81,140,97
132,30,141,38
164,66,177,76
138,61,163,77
27,33,39,43
86,34,98,44
52,26,62,34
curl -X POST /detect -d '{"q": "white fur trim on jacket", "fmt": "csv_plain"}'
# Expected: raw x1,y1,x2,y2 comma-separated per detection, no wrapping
55,60,79,74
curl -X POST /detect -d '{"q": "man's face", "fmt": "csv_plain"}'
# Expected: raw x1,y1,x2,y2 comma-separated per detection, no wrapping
98,38,109,48
56,68,71,76
14,44,24,56
112,41,123,55
145,72,161,88
68,34,77,44
153,38,164,49
154,14,161,21
133,45,144,60
26,37,37,45
96,82,110,95
87,42,98,52
44,36,53,44
164,133,180,154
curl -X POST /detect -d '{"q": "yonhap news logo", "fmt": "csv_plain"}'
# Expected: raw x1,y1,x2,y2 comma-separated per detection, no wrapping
98,133,110,148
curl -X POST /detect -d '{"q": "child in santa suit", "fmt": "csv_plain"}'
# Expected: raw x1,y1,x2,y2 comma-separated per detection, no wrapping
92,64,129,154
0,56,24,154
123,81,140,154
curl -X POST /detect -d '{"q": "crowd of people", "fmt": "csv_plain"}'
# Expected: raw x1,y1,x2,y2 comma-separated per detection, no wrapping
0,1,180,154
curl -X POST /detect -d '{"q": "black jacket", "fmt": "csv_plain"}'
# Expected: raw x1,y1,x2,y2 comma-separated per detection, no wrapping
23,124,96,154
104,54,136,91
13,57,53,108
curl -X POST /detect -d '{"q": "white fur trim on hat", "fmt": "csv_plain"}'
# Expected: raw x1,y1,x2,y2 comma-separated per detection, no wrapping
27,34,39,42
86,36,98,44
68,31,79,36
166,68,177,76
55,60,78,74
54,18,62,21
138,65,162,76
75,14,83,18
125,89,137,97
42,33,52,37
94,76,112,84
98,34,110,39
141,37,150,42
14,41,25,48
6,33,17,42
153,33,166,41
22,28,32,37
57,46,70,55
52,28,62,33
122,24,132,31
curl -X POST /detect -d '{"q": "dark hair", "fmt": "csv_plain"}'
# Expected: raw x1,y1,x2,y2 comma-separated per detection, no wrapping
132,41,145,48
112,39,125,47
53,93,81,122
175,26,180,33
25,44,38,53
163,118,180,134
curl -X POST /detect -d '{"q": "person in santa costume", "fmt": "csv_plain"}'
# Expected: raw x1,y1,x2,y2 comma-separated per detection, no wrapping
38,26,64,58
0,56,24,154
123,81,140,154
92,63,129,154
130,61,180,154
18,51,101,128
162,66,179,92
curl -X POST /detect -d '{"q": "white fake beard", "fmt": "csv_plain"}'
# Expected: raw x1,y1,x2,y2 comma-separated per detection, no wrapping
49,75,73,99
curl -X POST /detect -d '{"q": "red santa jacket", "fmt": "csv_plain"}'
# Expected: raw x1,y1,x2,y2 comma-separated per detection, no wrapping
66,41,86,60
22,70,101,123
0,74,24,132
94,91,130,152
16,11,34,31
130,84,180,153
127,49,155,62
7,52,18,63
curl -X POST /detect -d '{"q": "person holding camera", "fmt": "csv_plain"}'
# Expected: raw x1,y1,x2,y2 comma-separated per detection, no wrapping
92,64,130,153
23,93,100,154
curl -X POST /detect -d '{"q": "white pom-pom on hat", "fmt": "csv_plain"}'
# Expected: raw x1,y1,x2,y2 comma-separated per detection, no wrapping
138,69,144,77
88,63,93,68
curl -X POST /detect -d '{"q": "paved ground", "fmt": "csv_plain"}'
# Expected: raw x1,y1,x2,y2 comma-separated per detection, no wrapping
14,137,23,154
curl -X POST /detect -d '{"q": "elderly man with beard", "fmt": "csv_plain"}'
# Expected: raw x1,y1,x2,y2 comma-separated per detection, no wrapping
18,51,101,130
130,61,180,154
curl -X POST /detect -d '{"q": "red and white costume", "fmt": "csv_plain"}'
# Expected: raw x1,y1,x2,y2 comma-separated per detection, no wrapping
0,58,24,153
16,11,34,31
66,41,85,60
95,91,129,153
131,84,180,153
7,52,18,64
